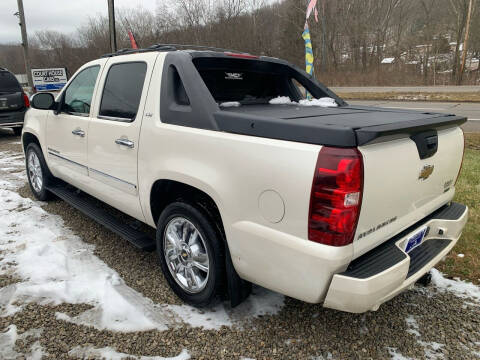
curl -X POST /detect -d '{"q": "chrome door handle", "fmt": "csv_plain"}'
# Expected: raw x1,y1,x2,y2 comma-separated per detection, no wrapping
115,138,134,149
72,129,85,137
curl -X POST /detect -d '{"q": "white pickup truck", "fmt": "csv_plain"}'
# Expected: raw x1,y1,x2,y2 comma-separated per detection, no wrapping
22,45,468,313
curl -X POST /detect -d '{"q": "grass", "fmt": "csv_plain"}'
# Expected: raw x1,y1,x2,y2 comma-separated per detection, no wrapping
337,91,480,103
436,133,480,283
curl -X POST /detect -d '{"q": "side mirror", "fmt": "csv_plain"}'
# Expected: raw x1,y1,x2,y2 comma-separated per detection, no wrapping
31,93,56,110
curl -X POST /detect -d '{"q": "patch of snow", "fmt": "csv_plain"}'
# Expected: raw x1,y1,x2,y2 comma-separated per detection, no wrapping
404,315,445,359
0,149,285,333
163,304,231,329
164,286,284,330
269,96,337,107
381,57,395,64
299,97,338,107
0,151,26,188
219,101,241,108
0,188,165,331
269,96,294,105
405,315,420,337
387,347,414,360
418,341,444,360
359,314,368,334
0,325,46,360
69,346,190,360
0,325,20,360
431,268,480,303
457,253,465,258
28,341,46,360
311,353,334,360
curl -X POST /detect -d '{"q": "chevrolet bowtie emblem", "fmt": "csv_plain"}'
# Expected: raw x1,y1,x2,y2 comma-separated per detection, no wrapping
419,164,434,180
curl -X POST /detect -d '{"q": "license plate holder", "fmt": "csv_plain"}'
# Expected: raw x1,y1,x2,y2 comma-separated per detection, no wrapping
405,226,428,253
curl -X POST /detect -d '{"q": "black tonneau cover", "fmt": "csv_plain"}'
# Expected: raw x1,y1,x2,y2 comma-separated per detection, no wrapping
215,104,466,147
160,51,466,147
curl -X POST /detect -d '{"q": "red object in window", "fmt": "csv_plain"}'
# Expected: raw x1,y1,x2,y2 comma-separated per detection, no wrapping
308,147,364,246
128,30,138,49
224,52,259,59
23,93,30,108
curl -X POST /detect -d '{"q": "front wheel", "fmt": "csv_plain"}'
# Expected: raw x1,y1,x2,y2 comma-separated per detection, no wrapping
26,143,53,201
156,202,225,307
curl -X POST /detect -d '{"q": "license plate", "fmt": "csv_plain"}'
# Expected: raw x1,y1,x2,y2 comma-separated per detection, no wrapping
405,227,428,253
0,100,7,109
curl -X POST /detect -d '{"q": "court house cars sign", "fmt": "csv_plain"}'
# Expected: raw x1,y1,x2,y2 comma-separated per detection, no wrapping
31,68,68,91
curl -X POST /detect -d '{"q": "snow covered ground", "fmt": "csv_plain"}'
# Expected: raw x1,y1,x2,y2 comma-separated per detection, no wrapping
0,144,284,358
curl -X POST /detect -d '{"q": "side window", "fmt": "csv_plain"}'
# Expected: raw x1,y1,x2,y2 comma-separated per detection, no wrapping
61,66,100,115
291,78,307,100
99,62,147,121
170,66,190,106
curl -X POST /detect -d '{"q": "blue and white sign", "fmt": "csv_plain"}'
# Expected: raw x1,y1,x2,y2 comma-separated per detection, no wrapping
31,68,68,91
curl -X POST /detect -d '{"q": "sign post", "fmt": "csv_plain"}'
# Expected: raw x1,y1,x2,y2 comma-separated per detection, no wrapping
31,68,68,92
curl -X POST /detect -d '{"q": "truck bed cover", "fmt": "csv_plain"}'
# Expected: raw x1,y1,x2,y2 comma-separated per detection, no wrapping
215,104,467,147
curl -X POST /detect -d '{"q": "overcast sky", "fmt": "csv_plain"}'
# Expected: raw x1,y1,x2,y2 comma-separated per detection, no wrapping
0,0,159,44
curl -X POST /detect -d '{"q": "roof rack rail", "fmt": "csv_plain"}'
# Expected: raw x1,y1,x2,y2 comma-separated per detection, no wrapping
101,43,250,58
101,45,174,58
147,43,246,54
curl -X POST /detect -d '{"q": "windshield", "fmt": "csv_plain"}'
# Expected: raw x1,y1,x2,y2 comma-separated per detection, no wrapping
0,71,22,93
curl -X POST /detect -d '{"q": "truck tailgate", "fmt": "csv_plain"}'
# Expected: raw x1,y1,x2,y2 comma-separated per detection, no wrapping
354,126,464,257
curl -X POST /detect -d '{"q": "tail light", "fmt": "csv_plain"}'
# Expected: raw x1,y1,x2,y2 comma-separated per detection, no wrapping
23,93,30,108
308,147,364,246
224,52,259,59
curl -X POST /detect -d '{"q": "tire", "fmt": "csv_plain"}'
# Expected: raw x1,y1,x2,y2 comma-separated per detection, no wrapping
12,127,22,136
156,201,225,307
25,143,53,201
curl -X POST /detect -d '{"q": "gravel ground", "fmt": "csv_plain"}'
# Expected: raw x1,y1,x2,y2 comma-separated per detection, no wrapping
1,128,480,360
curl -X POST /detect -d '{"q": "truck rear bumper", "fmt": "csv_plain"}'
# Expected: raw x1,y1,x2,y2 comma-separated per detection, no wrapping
323,202,468,313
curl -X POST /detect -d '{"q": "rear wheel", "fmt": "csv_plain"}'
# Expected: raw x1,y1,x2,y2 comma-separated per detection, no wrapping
26,143,53,201
12,127,22,136
156,202,224,306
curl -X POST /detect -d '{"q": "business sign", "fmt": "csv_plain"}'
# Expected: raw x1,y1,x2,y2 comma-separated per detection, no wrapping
31,68,68,91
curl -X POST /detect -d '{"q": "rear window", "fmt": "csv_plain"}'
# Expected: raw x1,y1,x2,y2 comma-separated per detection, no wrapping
0,71,22,92
192,57,324,105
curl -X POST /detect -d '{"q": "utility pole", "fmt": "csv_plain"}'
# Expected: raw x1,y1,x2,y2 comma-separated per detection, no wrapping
459,0,474,84
15,0,33,91
107,0,117,53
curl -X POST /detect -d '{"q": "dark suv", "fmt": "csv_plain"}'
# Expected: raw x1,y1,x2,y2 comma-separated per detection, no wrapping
0,67,30,135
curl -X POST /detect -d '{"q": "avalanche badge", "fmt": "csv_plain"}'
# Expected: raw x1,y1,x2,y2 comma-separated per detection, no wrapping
418,164,434,180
